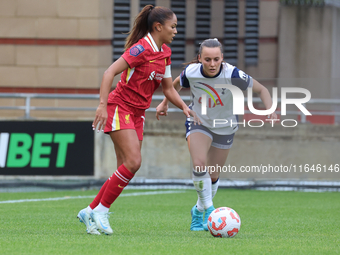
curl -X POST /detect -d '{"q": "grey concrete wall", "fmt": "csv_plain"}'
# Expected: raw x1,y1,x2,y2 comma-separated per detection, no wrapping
278,6,333,90
278,5,340,114
331,7,340,122
95,120,340,181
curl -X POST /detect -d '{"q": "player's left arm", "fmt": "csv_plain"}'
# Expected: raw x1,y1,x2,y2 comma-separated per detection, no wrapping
162,77,190,116
156,76,181,119
161,78,201,124
252,79,278,120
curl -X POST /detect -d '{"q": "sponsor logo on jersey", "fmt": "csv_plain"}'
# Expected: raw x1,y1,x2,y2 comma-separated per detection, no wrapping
148,71,164,81
198,97,223,108
148,71,155,80
130,44,145,57
155,73,164,81
194,82,224,108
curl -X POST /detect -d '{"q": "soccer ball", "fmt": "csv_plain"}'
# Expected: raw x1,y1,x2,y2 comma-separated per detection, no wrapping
207,207,241,238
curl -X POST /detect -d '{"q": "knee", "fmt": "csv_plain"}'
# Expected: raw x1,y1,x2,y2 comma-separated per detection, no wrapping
211,176,219,183
192,159,207,172
124,154,142,173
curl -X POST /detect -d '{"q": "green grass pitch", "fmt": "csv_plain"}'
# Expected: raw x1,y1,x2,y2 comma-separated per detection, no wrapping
0,189,339,255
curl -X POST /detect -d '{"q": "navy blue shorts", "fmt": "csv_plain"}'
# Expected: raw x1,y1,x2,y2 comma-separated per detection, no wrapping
185,119,235,149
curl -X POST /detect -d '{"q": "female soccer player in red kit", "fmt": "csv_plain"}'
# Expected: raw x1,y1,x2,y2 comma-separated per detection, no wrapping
77,5,193,235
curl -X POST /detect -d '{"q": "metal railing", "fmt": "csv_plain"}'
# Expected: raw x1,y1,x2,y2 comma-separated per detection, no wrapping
1,93,340,123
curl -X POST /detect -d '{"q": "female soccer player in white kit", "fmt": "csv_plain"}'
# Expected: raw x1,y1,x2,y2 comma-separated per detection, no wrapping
156,38,277,231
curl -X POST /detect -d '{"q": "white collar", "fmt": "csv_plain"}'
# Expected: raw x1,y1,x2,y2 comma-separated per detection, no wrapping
144,32,163,52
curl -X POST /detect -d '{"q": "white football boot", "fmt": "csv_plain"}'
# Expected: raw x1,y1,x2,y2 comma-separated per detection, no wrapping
90,210,113,235
77,208,101,235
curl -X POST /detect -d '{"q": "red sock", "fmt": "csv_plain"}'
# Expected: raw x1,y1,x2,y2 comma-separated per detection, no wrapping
89,179,110,210
100,164,134,208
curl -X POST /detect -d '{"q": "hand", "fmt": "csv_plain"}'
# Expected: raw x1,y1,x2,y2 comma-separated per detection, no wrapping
190,109,202,125
266,112,279,122
156,102,169,120
92,104,107,132
182,105,191,119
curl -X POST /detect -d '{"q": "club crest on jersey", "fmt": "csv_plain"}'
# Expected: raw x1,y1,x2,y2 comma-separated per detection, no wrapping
125,114,130,124
130,45,145,57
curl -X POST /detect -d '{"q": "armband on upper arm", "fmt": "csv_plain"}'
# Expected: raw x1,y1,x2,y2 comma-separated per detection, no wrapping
164,65,171,78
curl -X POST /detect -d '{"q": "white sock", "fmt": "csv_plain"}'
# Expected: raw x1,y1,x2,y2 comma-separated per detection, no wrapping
197,178,219,211
212,178,220,199
86,205,93,214
192,168,213,210
94,202,109,213
196,198,204,212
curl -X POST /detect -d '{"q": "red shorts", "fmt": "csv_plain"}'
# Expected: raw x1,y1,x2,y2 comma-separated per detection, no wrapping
104,102,146,141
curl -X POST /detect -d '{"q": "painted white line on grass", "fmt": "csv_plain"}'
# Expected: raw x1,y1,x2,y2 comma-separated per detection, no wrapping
0,190,185,204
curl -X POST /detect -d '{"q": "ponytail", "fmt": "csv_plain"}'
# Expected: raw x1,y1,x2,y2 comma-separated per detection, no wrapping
124,5,175,51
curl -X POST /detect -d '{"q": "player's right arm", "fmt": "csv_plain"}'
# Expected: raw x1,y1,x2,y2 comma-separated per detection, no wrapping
93,57,129,132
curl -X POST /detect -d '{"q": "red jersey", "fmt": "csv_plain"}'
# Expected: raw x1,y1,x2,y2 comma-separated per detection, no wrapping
108,33,172,110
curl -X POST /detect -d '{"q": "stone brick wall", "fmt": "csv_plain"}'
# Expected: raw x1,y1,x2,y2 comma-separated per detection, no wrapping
0,0,113,119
